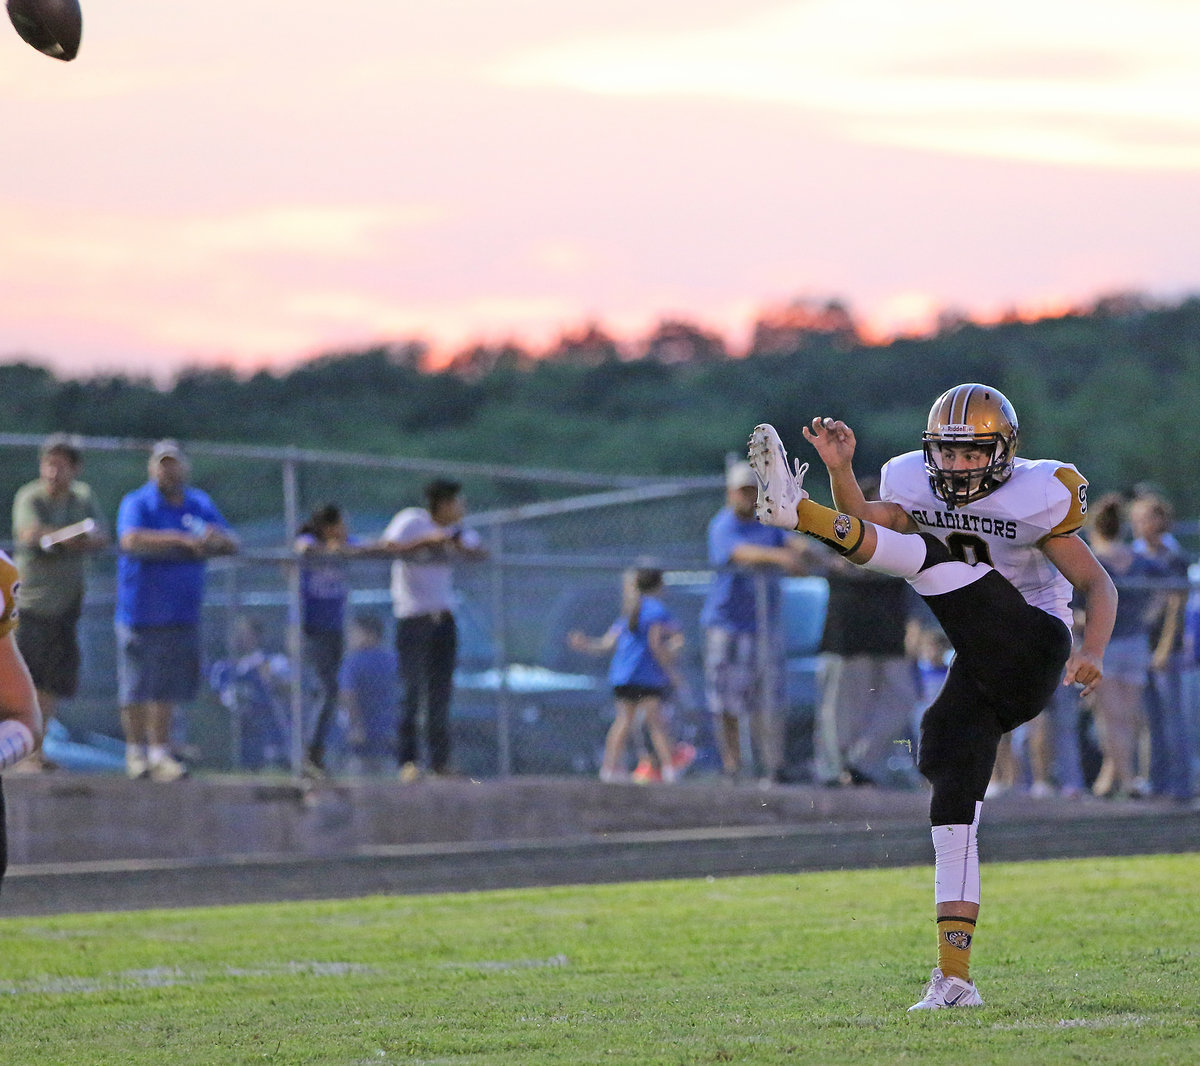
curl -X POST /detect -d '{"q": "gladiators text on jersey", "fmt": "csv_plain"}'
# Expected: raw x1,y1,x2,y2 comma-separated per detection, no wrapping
908,509,1018,540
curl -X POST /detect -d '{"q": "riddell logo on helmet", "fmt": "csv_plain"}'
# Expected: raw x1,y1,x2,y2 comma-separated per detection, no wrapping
833,514,853,540
940,424,975,435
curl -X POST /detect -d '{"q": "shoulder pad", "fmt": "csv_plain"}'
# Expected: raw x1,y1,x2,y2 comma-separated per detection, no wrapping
1050,465,1089,537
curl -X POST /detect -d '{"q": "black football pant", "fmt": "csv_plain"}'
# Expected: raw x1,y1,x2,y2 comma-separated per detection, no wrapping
917,567,1072,826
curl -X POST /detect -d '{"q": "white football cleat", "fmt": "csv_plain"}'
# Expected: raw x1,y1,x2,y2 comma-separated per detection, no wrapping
907,967,984,1012
747,423,809,529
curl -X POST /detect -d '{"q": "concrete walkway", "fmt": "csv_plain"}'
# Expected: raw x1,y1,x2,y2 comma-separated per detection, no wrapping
3,773,1197,915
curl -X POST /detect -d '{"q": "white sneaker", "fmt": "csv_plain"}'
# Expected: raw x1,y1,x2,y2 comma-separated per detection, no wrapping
148,753,188,783
126,751,150,780
747,424,808,529
907,967,984,1012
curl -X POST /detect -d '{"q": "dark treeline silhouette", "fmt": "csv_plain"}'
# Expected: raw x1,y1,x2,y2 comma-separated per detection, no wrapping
2,292,1198,528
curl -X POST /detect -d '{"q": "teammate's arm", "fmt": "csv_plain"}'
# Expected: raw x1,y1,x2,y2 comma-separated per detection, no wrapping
1041,533,1117,698
801,417,916,532
0,554,42,766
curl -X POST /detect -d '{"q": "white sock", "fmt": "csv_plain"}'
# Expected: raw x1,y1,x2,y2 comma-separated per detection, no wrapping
147,744,169,764
863,524,929,577
932,801,983,905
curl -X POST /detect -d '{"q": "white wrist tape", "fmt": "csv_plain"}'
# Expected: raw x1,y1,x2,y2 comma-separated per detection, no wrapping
0,719,36,770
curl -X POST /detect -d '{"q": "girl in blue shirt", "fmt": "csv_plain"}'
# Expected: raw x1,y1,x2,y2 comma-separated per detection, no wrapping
569,568,683,783
296,504,366,774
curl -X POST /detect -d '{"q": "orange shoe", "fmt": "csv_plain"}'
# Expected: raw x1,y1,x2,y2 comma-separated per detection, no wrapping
631,757,661,784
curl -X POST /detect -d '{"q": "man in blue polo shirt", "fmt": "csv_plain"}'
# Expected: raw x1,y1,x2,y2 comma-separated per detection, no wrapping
116,440,238,781
701,460,806,783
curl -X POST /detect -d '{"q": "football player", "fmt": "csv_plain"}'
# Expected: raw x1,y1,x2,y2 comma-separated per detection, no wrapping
0,549,46,893
748,383,1117,1012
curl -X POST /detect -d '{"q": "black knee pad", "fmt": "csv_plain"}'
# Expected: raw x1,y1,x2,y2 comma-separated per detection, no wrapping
923,768,980,826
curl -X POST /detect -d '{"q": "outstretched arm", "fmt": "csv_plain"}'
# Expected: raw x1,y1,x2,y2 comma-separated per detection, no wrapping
728,539,806,573
568,627,619,655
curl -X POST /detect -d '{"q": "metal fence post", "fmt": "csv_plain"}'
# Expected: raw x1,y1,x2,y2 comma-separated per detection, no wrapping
221,560,242,768
754,568,778,782
281,451,305,775
490,523,512,778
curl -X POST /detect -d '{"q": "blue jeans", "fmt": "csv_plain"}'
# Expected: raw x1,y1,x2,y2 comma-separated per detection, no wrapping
1047,682,1086,793
305,629,345,760
1145,652,1194,800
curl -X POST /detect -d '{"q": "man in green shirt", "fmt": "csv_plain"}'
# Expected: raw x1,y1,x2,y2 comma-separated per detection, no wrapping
11,434,108,770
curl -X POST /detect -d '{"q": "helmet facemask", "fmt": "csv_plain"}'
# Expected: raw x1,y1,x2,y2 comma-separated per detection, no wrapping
922,434,1014,509
921,384,1019,509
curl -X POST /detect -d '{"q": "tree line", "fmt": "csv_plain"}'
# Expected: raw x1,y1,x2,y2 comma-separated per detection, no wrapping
2,293,1198,532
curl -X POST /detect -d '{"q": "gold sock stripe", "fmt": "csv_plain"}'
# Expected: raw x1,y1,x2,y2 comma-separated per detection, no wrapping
936,915,977,926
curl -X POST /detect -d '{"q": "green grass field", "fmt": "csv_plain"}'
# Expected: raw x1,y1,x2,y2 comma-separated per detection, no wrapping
0,853,1197,1065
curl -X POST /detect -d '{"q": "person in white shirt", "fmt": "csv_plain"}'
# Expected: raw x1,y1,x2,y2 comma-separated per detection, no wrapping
380,479,486,781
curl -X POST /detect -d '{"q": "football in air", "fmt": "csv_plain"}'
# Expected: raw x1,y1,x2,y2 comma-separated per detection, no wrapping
7,0,81,61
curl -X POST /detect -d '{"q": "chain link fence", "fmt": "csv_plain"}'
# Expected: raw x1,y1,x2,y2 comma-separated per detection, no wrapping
3,434,788,779
11,433,1195,785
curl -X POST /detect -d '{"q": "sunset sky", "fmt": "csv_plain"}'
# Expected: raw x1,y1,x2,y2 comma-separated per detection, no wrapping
3,0,1199,379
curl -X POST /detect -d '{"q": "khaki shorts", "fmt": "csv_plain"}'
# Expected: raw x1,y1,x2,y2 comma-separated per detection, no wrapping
703,626,784,719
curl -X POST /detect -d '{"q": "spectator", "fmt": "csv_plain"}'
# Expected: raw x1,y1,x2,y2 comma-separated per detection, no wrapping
339,612,398,776
380,479,487,782
701,460,807,783
569,568,684,783
1085,494,1154,798
10,433,108,771
295,504,369,777
1130,492,1193,803
209,616,290,771
809,477,920,789
1041,600,1090,798
116,440,238,782
999,606,1098,805
0,547,45,883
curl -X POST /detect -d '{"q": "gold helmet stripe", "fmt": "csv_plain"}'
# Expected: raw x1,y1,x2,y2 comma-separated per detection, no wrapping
951,383,976,429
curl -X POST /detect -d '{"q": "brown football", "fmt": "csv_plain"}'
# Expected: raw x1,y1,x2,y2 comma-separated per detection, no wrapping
7,0,81,61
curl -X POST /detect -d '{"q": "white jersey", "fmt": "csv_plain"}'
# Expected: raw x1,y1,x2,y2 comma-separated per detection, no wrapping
879,450,1089,626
